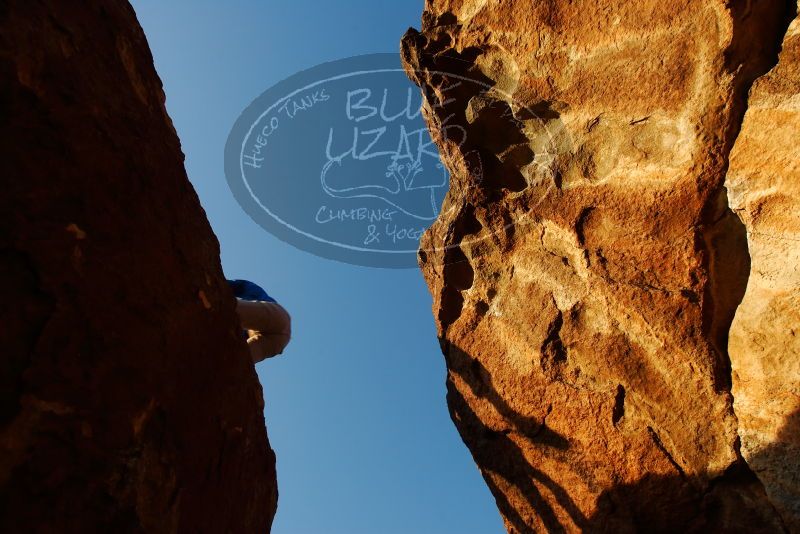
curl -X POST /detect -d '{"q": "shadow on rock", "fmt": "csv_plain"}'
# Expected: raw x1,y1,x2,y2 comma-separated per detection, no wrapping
443,340,587,533
442,340,794,533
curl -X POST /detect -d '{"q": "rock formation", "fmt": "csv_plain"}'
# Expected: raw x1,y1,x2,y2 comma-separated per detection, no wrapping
0,1,277,532
727,5,800,529
402,0,799,531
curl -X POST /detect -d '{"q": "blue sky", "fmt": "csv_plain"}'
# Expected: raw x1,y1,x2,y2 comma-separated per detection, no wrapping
130,1,503,533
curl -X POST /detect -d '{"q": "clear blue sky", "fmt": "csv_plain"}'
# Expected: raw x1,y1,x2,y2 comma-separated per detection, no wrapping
130,2,503,533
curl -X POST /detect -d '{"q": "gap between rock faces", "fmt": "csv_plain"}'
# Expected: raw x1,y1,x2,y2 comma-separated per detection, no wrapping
403,0,799,531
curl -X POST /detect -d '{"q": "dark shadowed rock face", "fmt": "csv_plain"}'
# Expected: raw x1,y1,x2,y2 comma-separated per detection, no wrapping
0,1,277,532
402,0,799,532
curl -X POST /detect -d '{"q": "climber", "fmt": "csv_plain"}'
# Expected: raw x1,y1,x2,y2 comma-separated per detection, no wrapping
228,278,291,363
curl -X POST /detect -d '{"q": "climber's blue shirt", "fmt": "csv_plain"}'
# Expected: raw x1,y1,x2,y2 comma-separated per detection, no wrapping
227,279,276,303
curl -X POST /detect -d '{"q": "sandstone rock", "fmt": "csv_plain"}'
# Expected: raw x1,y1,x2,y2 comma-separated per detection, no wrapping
727,2,800,529
402,0,797,531
0,1,277,531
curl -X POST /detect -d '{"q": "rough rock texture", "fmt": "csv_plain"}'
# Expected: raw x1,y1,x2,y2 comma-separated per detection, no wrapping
0,2,277,532
727,2,800,529
402,0,798,531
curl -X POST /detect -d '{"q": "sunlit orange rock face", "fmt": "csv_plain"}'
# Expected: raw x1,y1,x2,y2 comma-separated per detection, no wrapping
728,6,800,530
402,0,799,531
0,1,277,531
